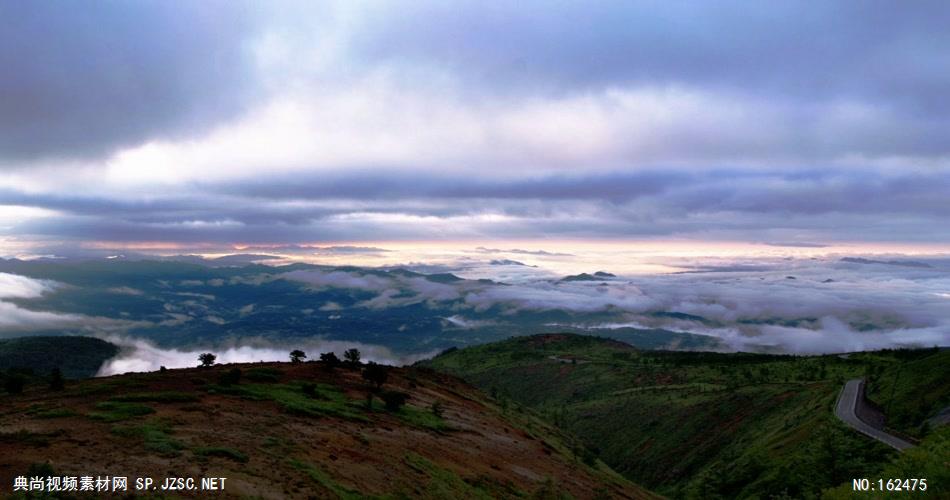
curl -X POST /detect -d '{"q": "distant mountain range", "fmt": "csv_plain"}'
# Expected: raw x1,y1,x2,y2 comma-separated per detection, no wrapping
840,257,932,268
0,258,718,354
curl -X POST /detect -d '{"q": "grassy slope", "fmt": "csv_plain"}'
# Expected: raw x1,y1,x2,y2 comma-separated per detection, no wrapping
823,425,950,499
424,334,946,499
864,349,950,436
0,336,118,378
0,359,655,499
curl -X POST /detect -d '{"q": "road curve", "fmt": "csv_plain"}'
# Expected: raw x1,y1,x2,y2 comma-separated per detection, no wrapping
835,378,915,451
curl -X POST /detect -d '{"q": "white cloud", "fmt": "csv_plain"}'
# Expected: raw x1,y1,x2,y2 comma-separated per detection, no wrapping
88,79,911,192
0,273,146,333
464,280,654,313
0,301,82,329
0,272,56,299
285,269,393,292
96,335,439,376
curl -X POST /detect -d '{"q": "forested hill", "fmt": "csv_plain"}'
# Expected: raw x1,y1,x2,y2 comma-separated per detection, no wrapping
0,336,118,379
423,334,950,499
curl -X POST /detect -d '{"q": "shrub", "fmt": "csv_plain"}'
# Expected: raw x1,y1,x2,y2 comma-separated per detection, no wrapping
112,421,183,456
49,368,64,391
439,346,458,356
5,374,25,395
290,350,307,364
218,368,242,386
88,402,156,422
33,408,78,419
430,400,444,418
245,367,283,383
110,392,199,403
319,352,341,369
193,446,249,463
381,391,410,411
362,362,388,391
27,462,56,477
344,348,361,367
581,446,599,467
198,353,216,367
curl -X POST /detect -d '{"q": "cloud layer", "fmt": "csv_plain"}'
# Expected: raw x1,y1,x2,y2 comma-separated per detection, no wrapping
271,257,950,354
0,272,137,332
1,1,949,248
0,1,257,161
1,253,947,362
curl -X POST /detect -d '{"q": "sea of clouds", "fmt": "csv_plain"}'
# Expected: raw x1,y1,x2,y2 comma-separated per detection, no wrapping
1,254,948,375
267,255,950,354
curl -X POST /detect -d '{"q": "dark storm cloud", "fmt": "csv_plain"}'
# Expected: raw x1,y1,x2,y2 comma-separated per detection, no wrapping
217,168,950,217
1,1,949,246
337,1,950,162
216,170,683,202
356,1,950,110
0,168,868,213
0,1,259,161
13,215,331,245
668,170,950,216
6,167,950,244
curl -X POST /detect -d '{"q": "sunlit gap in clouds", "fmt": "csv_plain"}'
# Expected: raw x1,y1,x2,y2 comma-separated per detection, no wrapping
32,239,950,276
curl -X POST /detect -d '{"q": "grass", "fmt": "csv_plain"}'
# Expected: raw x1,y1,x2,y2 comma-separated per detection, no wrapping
288,459,363,499
0,429,63,447
23,404,79,419
403,452,495,500
87,401,155,422
112,420,183,456
110,391,200,403
194,446,249,463
283,441,532,499
865,349,950,437
31,407,79,419
394,405,451,431
424,333,936,499
210,381,368,421
823,425,950,499
244,367,284,383
66,380,135,397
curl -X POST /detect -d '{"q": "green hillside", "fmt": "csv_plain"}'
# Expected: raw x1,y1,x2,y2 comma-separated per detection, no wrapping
823,425,950,499
865,349,950,436
0,336,118,379
423,334,947,499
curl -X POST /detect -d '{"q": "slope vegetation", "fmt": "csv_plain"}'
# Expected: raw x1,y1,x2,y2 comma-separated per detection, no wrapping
0,336,118,378
0,357,655,499
864,349,950,436
425,334,947,499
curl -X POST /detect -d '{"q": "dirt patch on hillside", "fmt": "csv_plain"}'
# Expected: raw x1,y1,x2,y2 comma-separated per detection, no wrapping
0,362,655,499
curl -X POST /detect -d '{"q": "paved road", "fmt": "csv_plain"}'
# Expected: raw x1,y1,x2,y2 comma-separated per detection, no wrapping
835,378,915,451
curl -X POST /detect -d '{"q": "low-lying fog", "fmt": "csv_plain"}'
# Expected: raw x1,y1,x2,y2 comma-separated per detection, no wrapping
96,335,439,376
1,248,948,375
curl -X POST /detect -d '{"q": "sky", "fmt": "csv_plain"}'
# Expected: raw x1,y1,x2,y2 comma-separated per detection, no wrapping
2,1,950,255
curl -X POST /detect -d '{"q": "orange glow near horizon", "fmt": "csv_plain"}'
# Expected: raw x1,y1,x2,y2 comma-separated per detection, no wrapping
6,239,950,276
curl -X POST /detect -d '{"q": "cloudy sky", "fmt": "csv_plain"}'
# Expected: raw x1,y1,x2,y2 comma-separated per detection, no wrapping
2,1,950,254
